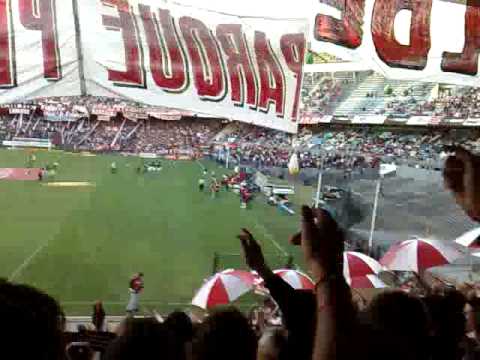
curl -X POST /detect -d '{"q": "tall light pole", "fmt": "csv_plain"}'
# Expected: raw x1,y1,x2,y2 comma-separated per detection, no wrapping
225,145,230,169
315,156,324,208
368,176,383,256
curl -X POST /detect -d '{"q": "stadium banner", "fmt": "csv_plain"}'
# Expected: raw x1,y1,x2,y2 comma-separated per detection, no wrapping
443,118,466,126
77,0,307,133
462,118,480,126
310,0,480,87
299,113,332,124
147,108,184,121
385,117,409,125
3,138,52,149
8,105,33,115
352,115,387,125
407,116,432,126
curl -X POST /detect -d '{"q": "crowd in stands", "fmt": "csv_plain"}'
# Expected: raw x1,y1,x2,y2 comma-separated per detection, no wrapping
300,76,343,116
383,86,480,118
2,146,480,360
120,120,223,155
1,106,479,173
299,71,480,121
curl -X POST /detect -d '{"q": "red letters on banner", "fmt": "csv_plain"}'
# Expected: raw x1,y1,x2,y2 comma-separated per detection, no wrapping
179,16,226,100
315,0,365,49
442,0,480,76
281,33,306,120
101,0,145,87
0,0,15,87
216,24,258,108
19,0,61,80
255,31,285,117
140,5,188,92
372,0,432,70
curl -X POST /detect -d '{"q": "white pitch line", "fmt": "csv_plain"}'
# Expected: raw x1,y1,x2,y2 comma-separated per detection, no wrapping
252,218,289,257
9,241,49,282
195,159,205,171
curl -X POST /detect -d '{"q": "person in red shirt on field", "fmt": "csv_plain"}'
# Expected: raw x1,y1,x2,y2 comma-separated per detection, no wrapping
126,273,144,315
240,186,252,209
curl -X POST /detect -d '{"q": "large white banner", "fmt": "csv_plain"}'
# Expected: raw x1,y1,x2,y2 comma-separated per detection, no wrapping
0,0,306,133
78,0,307,133
0,0,80,103
309,0,480,87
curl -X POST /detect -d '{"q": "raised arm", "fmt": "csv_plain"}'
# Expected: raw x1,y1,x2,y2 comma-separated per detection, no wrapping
238,229,296,316
300,206,356,360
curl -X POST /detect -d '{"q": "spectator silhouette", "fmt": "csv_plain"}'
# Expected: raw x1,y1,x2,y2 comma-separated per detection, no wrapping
0,280,65,360
192,307,257,360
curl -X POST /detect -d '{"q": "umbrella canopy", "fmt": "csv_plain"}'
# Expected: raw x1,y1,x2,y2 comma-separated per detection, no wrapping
192,270,256,309
380,239,463,273
343,251,384,280
272,269,315,290
455,228,480,249
348,275,388,289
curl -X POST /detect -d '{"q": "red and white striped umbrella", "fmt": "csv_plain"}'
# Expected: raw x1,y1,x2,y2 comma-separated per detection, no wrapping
380,238,463,273
272,269,315,290
343,251,384,280
348,275,388,289
192,270,256,309
455,228,480,249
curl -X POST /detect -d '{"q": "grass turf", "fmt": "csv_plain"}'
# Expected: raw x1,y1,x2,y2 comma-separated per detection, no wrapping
0,149,310,315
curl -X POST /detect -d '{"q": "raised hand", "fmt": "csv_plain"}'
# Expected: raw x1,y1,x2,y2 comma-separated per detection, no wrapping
238,228,268,275
444,147,480,221
301,206,344,281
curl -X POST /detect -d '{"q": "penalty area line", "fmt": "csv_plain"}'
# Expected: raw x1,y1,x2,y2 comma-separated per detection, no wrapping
9,241,49,282
251,217,290,258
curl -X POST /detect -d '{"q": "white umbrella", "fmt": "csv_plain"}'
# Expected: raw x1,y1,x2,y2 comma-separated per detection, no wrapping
380,238,463,273
255,269,315,291
455,228,480,249
192,270,256,309
343,251,384,281
272,269,315,290
348,274,388,289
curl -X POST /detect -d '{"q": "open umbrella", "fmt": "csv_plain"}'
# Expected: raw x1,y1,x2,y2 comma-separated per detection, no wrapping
343,251,384,280
272,269,315,290
455,228,480,249
348,275,388,289
380,239,463,273
192,270,256,309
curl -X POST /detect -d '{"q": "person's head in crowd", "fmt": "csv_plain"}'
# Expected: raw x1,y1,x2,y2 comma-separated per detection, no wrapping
164,310,194,359
193,306,257,360
359,291,430,360
257,327,288,360
66,342,93,360
424,289,469,359
164,310,193,344
0,280,65,360
425,290,467,343
105,317,181,360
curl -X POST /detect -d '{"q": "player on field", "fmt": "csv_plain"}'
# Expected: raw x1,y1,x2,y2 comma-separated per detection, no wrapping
27,152,36,168
210,178,220,198
198,177,205,192
126,272,144,315
111,161,117,174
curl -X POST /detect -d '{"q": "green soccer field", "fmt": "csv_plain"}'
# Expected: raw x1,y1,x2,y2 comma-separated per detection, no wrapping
0,149,310,315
